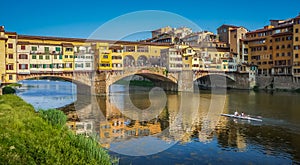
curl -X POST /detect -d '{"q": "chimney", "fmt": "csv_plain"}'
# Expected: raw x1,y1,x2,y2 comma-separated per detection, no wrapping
0,26,4,32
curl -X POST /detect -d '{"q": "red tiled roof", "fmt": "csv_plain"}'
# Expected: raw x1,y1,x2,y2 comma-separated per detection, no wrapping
18,35,172,46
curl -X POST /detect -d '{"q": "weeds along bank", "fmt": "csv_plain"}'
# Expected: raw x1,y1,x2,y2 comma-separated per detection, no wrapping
0,94,112,165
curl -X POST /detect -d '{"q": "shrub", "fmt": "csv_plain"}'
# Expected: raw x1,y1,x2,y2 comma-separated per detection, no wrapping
2,86,16,94
38,109,67,128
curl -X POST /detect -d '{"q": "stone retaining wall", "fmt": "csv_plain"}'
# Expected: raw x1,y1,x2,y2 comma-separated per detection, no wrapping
256,75,300,90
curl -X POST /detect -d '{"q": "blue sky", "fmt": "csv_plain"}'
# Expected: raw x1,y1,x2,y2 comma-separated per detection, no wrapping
1,0,299,40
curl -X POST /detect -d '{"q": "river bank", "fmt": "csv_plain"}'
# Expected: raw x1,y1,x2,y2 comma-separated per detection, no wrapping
0,94,113,165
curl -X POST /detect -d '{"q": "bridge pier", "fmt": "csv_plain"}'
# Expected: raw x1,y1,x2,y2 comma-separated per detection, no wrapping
92,72,109,95
178,70,194,92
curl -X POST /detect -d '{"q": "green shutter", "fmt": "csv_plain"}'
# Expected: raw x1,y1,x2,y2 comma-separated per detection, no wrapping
43,64,46,68
59,55,63,59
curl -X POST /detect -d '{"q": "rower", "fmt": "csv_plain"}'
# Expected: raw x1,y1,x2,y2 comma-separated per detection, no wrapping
234,111,239,116
241,112,245,117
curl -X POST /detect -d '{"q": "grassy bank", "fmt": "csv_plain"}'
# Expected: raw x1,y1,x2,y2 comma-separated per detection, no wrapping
0,94,112,165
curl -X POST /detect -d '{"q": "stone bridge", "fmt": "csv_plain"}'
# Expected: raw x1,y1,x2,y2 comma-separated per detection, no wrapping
15,67,251,95
92,67,179,95
92,67,251,95
17,71,93,86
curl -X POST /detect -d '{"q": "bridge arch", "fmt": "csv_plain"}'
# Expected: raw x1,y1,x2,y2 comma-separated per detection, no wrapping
193,72,236,89
123,55,135,67
193,72,236,82
17,72,92,86
137,55,149,67
106,69,178,93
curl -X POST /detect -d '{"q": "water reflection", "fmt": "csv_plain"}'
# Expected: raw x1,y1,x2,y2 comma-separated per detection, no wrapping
16,80,77,110
17,81,300,164
63,88,300,164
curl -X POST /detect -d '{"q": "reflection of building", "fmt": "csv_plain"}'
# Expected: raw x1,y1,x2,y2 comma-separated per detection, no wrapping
99,118,161,148
67,120,93,136
96,96,162,148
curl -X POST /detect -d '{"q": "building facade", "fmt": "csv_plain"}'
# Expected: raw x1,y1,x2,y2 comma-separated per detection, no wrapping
242,14,300,79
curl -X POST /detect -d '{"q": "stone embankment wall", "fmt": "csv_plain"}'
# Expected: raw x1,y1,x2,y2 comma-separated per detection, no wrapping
234,73,251,89
256,75,300,90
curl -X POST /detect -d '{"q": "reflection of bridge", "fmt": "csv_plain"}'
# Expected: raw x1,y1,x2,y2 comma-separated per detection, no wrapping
16,67,251,95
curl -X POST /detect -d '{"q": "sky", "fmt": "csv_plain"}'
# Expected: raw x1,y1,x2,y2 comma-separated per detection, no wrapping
1,0,299,40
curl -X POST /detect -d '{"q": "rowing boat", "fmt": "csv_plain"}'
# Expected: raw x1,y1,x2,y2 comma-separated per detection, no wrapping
221,114,262,122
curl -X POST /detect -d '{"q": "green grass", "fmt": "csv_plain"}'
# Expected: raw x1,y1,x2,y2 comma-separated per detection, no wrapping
0,95,112,165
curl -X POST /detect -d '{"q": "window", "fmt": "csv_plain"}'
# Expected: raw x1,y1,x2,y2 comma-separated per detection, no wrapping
269,46,273,50
54,55,57,59
59,55,63,59
286,36,293,40
66,63,72,68
65,55,68,58
45,55,50,60
19,54,28,59
276,53,279,57
31,46,37,51
8,43,13,49
282,45,285,49
32,55,36,59
19,64,28,69
296,37,299,42
296,54,299,58
100,63,110,67
185,57,188,60
9,75,13,80
39,55,43,59
287,44,291,48
86,63,91,67
8,54,13,59
21,45,26,50
282,53,285,57
65,47,73,52
137,46,149,52
103,55,108,59
44,47,49,53
296,29,299,33
6,64,14,70
275,38,280,42
276,46,280,49
56,47,61,51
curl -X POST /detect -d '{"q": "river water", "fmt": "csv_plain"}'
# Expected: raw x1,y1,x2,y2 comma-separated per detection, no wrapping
16,80,300,165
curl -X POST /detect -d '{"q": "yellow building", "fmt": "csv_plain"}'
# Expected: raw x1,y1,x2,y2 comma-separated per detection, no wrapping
0,26,7,83
4,31,17,83
62,43,75,72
